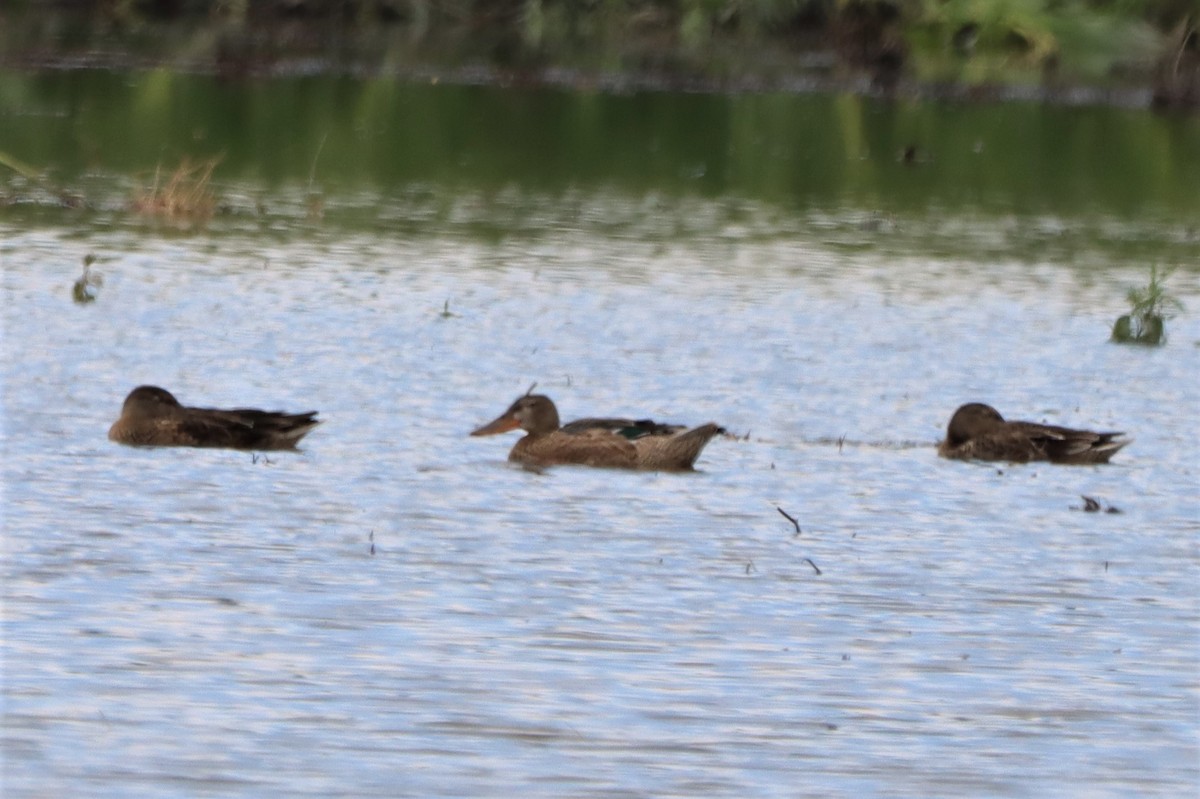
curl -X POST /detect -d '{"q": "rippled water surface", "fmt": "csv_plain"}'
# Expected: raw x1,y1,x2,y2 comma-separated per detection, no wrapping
3,205,1199,797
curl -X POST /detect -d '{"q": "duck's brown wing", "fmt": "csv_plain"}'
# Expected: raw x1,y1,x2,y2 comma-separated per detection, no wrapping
511,429,639,468
939,426,1049,462
1009,422,1129,464
180,408,320,450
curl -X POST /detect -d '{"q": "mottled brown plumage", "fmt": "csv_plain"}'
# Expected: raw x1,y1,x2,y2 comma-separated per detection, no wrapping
471,394,723,470
108,385,320,450
938,403,1130,464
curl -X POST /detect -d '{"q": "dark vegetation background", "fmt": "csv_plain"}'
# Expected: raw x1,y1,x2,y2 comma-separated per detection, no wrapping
3,0,1197,107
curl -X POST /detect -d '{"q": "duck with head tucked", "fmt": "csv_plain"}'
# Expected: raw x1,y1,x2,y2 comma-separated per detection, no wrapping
109,385,321,450
938,403,1130,464
471,393,724,470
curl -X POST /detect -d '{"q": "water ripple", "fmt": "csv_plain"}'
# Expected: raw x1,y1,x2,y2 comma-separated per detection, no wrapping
3,219,1198,798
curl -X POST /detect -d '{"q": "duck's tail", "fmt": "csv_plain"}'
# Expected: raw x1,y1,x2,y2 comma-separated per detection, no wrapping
635,423,725,470
244,410,322,449
1055,433,1132,465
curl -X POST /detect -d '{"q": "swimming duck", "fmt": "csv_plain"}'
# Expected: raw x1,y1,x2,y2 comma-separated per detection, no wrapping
471,393,723,470
938,403,1130,464
109,385,321,450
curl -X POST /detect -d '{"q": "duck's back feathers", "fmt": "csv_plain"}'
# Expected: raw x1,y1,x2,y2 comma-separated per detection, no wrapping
560,417,689,439
511,421,723,470
178,407,321,450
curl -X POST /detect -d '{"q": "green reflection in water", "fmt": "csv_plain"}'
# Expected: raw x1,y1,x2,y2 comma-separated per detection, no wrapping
2,69,1199,249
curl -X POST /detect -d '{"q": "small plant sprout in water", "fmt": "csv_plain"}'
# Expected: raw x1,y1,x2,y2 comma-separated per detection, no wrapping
72,253,102,304
305,133,328,222
1111,265,1183,346
131,156,220,225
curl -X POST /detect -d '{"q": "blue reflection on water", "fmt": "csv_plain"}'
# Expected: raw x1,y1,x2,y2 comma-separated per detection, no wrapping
3,211,1198,798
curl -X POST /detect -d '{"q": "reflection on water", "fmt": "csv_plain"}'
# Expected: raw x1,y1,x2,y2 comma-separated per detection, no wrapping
2,202,1198,798
4,69,1200,222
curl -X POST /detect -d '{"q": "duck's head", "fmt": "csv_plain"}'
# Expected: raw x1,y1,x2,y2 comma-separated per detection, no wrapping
471,394,561,436
120,385,182,418
945,402,1004,444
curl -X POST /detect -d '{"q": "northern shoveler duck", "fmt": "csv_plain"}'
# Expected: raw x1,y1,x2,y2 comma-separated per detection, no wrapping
109,385,321,450
938,403,1130,464
471,393,724,470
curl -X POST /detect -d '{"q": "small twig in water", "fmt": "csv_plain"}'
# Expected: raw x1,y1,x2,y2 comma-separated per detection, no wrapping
1074,495,1122,514
745,560,756,574
369,530,376,556
837,434,846,453
802,558,822,575
777,506,801,536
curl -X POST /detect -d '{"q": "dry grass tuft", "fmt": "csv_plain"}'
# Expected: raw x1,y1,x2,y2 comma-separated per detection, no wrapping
132,156,221,222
